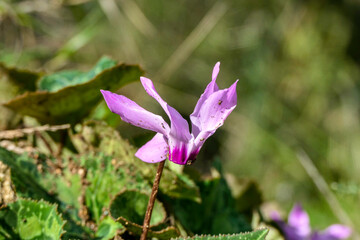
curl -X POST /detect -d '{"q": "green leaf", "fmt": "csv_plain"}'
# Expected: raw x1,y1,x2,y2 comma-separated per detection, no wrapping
38,70,83,92
171,228,268,240
117,216,180,240
38,57,117,92
0,199,65,240
95,216,124,240
154,167,201,202
3,58,143,124
0,62,42,92
0,64,40,130
110,190,166,226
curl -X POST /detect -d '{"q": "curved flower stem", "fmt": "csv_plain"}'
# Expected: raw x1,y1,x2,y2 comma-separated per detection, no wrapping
140,160,166,240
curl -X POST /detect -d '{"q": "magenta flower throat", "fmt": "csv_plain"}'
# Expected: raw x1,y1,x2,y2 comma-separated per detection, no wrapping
101,62,238,165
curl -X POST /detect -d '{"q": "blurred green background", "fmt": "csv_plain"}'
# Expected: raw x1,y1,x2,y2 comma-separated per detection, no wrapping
1,0,359,233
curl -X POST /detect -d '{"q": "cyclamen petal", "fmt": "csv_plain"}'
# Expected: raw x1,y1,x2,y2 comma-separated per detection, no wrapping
212,61,221,82
312,225,352,240
191,80,238,152
273,204,351,240
196,80,238,134
135,133,168,163
272,211,304,240
101,62,237,165
288,204,311,238
100,90,170,136
191,62,220,136
192,130,215,156
141,77,192,142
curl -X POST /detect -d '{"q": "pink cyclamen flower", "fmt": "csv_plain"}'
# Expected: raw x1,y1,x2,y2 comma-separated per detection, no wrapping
100,62,238,165
272,204,352,240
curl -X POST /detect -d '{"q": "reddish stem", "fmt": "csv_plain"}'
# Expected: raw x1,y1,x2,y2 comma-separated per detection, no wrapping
140,160,166,240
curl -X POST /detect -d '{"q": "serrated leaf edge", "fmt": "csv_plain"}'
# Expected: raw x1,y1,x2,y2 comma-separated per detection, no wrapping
170,228,269,240
10,198,67,237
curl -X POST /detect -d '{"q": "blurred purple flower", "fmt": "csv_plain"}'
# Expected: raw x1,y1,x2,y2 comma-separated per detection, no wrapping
272,204,352,240
100,62,238,165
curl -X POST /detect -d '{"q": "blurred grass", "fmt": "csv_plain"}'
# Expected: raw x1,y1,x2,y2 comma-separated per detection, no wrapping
1,0,360,234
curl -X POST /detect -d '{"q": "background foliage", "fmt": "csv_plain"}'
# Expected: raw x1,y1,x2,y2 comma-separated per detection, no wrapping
0,0,359,239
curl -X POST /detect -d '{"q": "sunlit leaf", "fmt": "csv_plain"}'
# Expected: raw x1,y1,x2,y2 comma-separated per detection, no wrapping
0,199,65,240
38,57,117,92
3,58,143,124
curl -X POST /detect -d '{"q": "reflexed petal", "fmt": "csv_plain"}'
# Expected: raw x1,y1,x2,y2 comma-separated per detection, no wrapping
190,62,220,136
212,62,220,81
312,225,352,240
140,77,191,141
193,80,238,143
100,90,170,136
288,204,311,238
135,133,168,163
192,130,215,154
